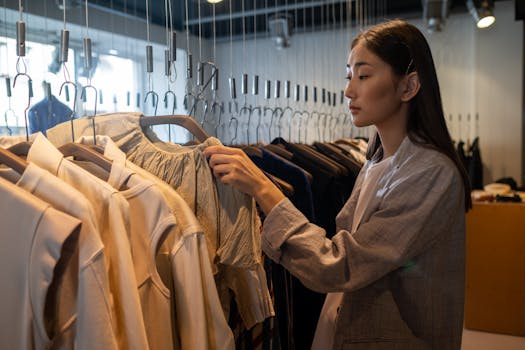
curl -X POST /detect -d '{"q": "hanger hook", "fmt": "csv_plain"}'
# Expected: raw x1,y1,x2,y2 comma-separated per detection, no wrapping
144,90,159,116
228,116,238,145
269,107,282,142
239,105,252,144
81,85,98,145
212,101,223,138
59,81,78,142
164,90,177,114
252,106,262,144
201,100,212,127
291,110,303,143
12,72,33,141
302,110,311,144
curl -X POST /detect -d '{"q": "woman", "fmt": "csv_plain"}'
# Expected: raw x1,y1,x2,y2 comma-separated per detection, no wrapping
204,19,471,349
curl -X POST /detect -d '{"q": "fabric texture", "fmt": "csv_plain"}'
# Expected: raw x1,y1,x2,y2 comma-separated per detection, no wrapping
262,136,466,350
76,134,235,350
89,160,178,350
14,162,119,350
26,133,149,350
47,114,274,329
0,176,81,350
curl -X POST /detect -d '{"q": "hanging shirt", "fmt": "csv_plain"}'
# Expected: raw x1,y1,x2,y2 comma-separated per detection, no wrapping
76,134,236,350
72,159,179,350
12,162,119,350
47,113,274,329
0,176,81,350
28,95,74,136
26,134,149,350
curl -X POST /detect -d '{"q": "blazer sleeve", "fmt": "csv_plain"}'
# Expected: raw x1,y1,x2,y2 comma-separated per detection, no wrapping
261,161,464,293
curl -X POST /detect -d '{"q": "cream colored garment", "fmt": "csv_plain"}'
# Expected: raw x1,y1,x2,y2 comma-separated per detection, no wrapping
15,163,118,350
26,134,149,350
48,115,274,328
77,135,235,350
0,176,81,350
78,158,178,350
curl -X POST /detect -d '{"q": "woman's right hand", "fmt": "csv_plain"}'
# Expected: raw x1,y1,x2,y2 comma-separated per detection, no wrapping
203,145,285,215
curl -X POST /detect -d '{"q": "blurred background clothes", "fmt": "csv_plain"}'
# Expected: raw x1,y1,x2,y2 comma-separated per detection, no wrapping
28,95,73,136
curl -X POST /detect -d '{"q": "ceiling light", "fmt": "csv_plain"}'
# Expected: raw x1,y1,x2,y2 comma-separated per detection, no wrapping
467,0,496,29
206,0,223,3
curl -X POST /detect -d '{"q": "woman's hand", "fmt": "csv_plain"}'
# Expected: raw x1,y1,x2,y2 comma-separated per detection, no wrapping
203,145,285,215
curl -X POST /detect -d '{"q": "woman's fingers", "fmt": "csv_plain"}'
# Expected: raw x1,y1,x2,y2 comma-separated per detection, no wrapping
203,145,286,215
207,153,242,168
203,144,242,157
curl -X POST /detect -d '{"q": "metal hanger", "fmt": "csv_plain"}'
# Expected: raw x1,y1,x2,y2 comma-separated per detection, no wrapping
228,116,239,145
144,90,159,116
13,59,33,142
81,85,98,145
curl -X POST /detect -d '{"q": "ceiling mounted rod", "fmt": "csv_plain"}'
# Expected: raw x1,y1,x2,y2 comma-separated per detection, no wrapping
184,0,352,26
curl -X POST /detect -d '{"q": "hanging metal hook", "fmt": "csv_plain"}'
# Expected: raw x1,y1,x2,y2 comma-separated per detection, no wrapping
291,110,303,143
12,72,33,141
268,106,282,142
212,101,224,138
59,80,78,142
189,96,207,123
228,116,239,145
201,99,211,127
81,84,98,145
239,104,252,144
144,90,159,116
278,106,293,139
251,106,263,144
164,90,177,114
301,110,312,144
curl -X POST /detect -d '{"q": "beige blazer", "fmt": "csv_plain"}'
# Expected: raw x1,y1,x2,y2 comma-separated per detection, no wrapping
262,136,465,349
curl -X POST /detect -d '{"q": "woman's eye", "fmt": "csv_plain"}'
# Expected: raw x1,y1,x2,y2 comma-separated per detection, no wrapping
345,76,352,81
359,75,369,80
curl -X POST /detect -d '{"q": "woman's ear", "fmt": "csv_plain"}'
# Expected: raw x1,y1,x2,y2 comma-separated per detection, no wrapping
400,71,420,102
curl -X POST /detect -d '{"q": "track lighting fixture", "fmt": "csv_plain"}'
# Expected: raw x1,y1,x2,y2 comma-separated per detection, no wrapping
467,0,495,29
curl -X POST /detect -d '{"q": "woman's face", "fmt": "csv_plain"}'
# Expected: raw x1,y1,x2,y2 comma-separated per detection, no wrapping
344,42,405,128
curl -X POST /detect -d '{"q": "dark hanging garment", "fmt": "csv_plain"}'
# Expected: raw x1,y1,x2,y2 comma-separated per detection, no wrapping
468,137,483,189
263,137,357,350
248,146,317,350
457,140,469,171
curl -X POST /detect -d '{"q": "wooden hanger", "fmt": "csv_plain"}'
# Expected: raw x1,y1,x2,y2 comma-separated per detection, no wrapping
263,171,294,197
8,141,32,157
139,114,209,143
0,147,28,174
59,142,113,173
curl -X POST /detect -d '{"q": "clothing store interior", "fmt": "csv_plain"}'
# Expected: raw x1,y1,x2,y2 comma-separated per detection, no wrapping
0,0,524,349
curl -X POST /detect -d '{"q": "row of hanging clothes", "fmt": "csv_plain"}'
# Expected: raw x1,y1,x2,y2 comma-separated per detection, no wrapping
0,0,373,349
0,112,271,350
0,107,368,349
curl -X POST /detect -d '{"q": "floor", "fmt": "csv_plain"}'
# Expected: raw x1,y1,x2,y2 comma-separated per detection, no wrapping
461,328,525,350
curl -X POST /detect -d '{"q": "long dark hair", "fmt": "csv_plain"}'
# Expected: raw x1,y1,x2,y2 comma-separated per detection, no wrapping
353,19,471,211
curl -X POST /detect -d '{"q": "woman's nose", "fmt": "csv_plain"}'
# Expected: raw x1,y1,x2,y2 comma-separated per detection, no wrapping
344,80,354,100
